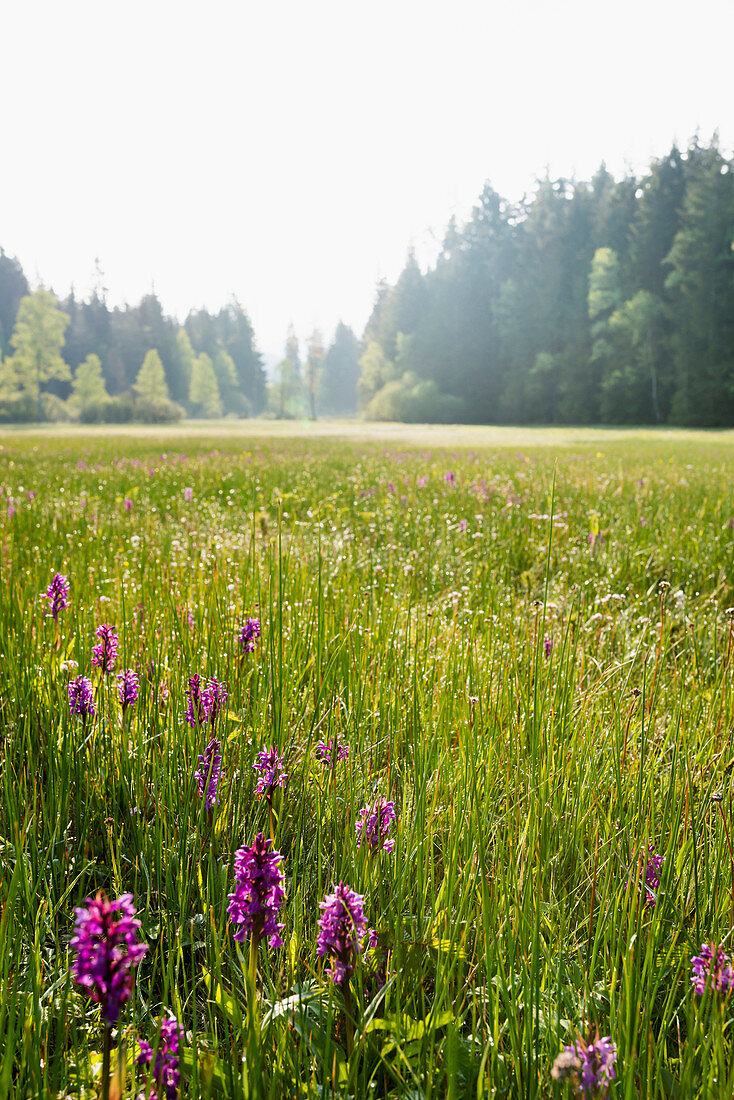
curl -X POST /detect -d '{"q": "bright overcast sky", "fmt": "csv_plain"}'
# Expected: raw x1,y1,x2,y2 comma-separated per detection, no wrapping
1,0,731,359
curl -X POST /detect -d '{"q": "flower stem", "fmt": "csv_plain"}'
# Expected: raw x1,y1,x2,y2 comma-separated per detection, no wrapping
249,935,258,991
343,984,354,1059
101,1025,111,1100
247,936,260,1042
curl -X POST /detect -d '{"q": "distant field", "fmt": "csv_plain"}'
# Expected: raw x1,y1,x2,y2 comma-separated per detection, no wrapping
3,416,734,449
2,429,734,1097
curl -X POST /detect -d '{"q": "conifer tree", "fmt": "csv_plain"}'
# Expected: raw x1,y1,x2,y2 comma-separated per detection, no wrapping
320,323,360,415
134,349,170,403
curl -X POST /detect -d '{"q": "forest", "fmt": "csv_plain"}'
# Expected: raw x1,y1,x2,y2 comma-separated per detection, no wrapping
1,135,732,426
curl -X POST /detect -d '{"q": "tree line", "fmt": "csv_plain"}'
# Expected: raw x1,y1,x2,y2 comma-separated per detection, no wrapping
0,263,270,422
360,135,734,425
1,134,732,425
0,261,361,424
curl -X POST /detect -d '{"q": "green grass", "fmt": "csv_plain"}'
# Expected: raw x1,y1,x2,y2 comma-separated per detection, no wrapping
1,427,734,1098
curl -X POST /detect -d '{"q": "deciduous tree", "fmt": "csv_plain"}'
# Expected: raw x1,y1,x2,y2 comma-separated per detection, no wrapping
134,349,170,403
69,353,109,413
9,288,70,420
304,330,325,419
189,352,221,416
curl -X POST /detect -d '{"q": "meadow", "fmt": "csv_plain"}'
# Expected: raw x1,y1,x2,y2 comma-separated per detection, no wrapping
1,424,734,1098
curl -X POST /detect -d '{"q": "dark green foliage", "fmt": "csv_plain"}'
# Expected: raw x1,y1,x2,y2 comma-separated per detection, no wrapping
319,322,360,415
0,249,29,357
665,139,734,425
362,136,734,425
629,146,685,296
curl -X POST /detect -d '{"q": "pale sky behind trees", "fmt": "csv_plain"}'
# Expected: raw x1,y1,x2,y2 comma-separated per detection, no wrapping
0,0,731,359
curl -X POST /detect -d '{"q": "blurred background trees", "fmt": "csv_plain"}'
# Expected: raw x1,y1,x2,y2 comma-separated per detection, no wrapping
0,136,732,424
357,136,734,425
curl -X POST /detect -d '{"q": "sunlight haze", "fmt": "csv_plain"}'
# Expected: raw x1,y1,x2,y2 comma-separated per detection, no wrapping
1,0,731,357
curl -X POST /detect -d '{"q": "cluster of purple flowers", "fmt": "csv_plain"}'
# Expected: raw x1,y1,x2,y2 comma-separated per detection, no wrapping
185,674,206,725
551,1035,617,1098
185,675,228,728
315,739,349,768
70,892,147,1025
253,746,288,803
227,833,286,947
136,1015,181,1100
625,845,663,908
69,675,95,721
195,738,222,810
205,677,228,725
641,850,663,907
355,797,397,854
317,882,367,987
92,624,119,673
691,943,734,994
117,669,140,711
42,572,70,619
239,616,261,652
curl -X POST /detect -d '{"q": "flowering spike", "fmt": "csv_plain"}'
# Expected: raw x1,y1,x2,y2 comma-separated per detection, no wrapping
70,892,147,1025
356,796,397,853
551,1035,617,1098
625,844,663,907
43,573,70,619
239,617,261,652
136,1015,181,1100
185,674,205,727
691,943,734,994
315,739,349,768
117,669,140,711
68,676,95,721
203,677,227,727
317,882,367,987
185,675,228,728
227,833,285,947
253,746,288,803
92,624,119,673
195,737,222,810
